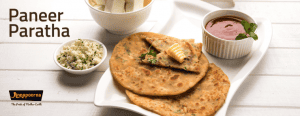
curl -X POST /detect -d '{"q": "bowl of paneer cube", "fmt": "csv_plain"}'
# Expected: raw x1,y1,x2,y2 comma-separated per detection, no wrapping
85,0,154,35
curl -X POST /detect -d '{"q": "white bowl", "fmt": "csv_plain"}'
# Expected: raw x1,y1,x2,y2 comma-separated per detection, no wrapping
202,9,256,59
53,39,107,75
84,0,155,35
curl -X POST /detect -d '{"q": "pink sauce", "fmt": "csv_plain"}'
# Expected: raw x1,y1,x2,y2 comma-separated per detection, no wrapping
205,16,246,40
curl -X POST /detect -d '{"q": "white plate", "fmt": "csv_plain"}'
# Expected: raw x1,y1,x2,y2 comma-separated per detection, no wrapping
94,0,272,116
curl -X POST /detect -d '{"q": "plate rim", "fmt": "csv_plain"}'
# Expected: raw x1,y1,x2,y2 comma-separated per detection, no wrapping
94,1,273,115
94,17,272,116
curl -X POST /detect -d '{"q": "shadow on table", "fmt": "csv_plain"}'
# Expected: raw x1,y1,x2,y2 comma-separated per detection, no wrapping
57,71,100,88
94,107,142,116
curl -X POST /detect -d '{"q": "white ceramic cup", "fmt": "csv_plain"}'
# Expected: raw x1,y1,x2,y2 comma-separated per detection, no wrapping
85,0,155,35
202,10,256,59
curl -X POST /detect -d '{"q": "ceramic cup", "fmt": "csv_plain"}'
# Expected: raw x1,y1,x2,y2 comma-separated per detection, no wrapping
85,0,155,35
202,9,256,59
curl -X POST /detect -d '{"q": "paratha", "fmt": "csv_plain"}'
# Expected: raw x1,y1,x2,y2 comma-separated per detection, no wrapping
126,63,231,116
110,32,209,96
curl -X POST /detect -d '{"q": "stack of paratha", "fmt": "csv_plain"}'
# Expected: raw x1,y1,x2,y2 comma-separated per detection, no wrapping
109,32,230,116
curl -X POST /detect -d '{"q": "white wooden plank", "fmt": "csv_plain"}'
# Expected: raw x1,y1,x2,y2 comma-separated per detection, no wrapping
0,0,169,21
1,70,300,107
1,100,300,116
227,106,300,116
1,101,300,116
207,0,300,1
0,71,103,102
231,2,300,23
0,21,156,71
270,37,300,48
0,44,64,70
269,24,300,48
0,101,141,116
205,1,300,23
0,20,156,43
2,21,300,48
0,0,299,115
1,0,299,23
1,44,299,75
207,0,300,9
235,0,300,1
251,49,300,75
230,75,300,107
0,44,112,71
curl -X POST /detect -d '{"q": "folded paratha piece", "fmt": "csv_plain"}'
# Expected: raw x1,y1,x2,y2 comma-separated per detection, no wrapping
140,33,183,52
110,32,209,96
139,35,202,73
126,63,231,116
140,42,203,73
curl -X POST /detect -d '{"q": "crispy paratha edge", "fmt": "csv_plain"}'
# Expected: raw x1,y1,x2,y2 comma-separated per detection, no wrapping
126,63,231,116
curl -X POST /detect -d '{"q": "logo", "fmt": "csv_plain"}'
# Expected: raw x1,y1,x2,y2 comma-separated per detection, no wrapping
9,90,43,101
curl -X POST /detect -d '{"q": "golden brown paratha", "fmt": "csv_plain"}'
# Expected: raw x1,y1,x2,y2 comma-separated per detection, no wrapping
126,63,231,116
110,32,209,96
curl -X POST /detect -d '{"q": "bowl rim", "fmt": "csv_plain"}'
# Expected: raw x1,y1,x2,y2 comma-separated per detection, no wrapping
84,0,156,15
53,38,107,73
202,9,257,42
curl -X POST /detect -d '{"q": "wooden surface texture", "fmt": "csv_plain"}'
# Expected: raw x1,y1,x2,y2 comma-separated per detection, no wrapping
0,0,299,116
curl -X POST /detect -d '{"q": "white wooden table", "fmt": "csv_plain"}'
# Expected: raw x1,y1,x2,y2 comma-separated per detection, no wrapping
1,0,300,115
